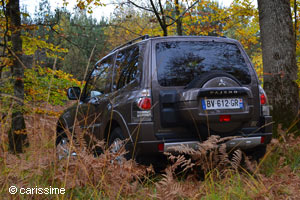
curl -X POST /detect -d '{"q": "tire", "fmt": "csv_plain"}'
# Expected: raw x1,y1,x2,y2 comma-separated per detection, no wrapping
56,131,77,160
56,130,67,146
108,127,131,160
244,145,267,162
57,130,105,158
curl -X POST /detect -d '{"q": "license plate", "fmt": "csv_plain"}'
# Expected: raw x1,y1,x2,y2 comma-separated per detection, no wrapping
202,98,243,110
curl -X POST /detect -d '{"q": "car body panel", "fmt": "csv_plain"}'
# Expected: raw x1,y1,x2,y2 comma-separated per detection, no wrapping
57,36,273,159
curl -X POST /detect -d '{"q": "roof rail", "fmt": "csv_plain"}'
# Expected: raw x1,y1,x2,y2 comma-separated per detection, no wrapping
112,34,150,52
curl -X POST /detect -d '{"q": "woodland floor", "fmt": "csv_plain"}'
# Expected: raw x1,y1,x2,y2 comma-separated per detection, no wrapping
0,103,300,199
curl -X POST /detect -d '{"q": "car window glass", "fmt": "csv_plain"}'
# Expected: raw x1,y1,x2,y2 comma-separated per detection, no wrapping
156,41,251,86
113,46,139,90
85,56,113,98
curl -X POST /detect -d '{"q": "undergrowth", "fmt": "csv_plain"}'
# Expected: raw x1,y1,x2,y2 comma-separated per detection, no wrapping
0,104,300,199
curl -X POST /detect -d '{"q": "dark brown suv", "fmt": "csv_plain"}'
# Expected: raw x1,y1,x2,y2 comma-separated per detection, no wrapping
56,35,272,162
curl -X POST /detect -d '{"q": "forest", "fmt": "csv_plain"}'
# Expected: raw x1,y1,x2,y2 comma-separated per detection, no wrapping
0,0,300,199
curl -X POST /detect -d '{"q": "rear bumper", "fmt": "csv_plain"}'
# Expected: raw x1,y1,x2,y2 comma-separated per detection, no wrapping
225,136,264,150
164,132,271,152
134,132,272,155
133,116,273,156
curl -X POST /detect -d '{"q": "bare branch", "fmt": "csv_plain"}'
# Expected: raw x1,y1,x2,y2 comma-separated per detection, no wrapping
1,0,9,57
166,15,176,21
126,0,154,12
49,25,83,50
7,47,27,69
166,0,200,27
158,0,166,25
149,0,166,35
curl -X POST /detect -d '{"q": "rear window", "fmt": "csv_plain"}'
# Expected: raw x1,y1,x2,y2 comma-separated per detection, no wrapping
113,46,140,90
156,41,251,86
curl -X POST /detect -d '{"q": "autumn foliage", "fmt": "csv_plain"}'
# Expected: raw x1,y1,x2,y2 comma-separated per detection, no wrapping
1,0,300,199
1,107,300,199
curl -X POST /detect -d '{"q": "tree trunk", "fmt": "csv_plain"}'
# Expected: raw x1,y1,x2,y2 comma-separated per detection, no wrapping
175,0,183,35
149,0,168,36
158,0,168,36
294,0,297,42
162,25,168,36
257,0,299,131
7,0,27,153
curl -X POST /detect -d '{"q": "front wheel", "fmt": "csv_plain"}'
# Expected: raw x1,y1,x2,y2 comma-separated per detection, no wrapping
56,132,77,160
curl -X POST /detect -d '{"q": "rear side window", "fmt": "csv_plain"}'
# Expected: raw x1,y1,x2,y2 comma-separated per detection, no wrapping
85,56,113,98
113,46,140,90
156,41,251,86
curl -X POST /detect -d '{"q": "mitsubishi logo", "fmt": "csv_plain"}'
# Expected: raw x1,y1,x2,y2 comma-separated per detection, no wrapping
218,78,226,86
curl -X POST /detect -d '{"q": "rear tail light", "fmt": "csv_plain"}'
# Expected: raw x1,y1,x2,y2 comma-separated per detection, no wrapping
261,136,265,144
259,86,270,116
158,143,164,152
132,89,152,122
137,97,152,110
259,86,268,105
260,93,266,105
219,115,231,122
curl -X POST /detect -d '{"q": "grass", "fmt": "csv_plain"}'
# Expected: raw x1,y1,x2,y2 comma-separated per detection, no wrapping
0,103,300,199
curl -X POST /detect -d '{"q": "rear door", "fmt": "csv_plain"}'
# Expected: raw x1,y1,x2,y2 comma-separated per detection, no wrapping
111,44,142,141
76,55,115,143
151,38,260,141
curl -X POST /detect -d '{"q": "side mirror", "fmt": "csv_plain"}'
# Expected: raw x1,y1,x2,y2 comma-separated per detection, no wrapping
67,87,81,100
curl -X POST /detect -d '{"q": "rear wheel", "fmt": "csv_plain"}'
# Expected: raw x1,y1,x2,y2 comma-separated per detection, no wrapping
244,145,267,162
108,127,131,160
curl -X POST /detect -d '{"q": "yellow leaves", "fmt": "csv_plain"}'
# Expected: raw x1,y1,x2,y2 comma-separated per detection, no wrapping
63,0,69,6
180,0,226,36
218,0,259,54
106,9,162,47
22,35,68,58
0,57,12,67
33,107,63,117
94,2,104,6
87,7,93,14
73,0,104,13
14,129,27,135
251,52,263,83
27,88,38,96
52,25,59,31
24,66,82,106
77,1,86,10
44,67,84,87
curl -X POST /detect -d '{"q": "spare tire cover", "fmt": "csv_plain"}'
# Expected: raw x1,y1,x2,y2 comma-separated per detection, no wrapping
201,72,243,134
181,71,245,134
